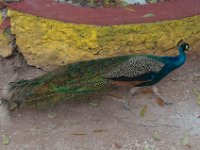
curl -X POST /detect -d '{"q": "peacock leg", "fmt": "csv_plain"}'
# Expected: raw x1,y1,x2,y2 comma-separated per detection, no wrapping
123,87,140,111
152,86,172,105
0,99,10,125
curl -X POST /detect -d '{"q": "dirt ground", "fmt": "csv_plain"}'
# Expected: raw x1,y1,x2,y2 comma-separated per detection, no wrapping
0,49,200,150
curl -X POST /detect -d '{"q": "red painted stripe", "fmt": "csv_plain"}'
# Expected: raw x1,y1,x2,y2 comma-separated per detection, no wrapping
8,0,200,25
0,17,11,31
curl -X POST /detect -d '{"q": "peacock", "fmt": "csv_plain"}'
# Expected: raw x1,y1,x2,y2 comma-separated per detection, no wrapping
2,40,190,110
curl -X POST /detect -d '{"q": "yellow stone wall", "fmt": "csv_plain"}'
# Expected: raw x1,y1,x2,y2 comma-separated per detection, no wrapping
7,10,200,67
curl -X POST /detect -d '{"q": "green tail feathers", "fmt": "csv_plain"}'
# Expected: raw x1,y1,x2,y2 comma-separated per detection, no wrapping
9,55,134,108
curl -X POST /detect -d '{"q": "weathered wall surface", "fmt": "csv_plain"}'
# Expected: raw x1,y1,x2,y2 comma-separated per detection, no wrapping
8,10,200,67
0,5,13,57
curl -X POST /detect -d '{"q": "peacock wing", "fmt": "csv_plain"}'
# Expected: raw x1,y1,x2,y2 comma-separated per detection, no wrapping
104,56,165,81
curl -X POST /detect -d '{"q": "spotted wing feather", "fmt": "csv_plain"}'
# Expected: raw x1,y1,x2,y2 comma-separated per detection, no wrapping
104,56,165,81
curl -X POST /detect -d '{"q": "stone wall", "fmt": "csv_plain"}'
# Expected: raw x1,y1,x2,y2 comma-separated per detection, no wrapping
8,10,200,68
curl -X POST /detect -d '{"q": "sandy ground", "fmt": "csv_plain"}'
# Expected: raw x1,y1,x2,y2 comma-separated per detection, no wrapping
0,50,200,150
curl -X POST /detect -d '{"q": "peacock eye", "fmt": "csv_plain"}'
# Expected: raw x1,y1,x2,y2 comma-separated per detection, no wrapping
185,45,189,50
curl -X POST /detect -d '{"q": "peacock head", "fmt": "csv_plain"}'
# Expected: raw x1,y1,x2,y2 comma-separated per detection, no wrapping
177,39,190,52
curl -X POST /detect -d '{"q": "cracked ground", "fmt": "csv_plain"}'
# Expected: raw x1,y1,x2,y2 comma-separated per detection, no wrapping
0,48,200,150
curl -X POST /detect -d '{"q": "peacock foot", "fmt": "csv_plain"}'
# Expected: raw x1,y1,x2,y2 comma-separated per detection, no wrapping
152,86,173,106
123,101,132,111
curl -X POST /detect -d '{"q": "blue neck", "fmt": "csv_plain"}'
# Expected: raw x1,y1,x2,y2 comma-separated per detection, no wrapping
177,46,186,66
160,46,186,67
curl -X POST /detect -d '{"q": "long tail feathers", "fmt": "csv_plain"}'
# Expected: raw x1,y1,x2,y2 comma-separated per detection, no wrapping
8,75,109,108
